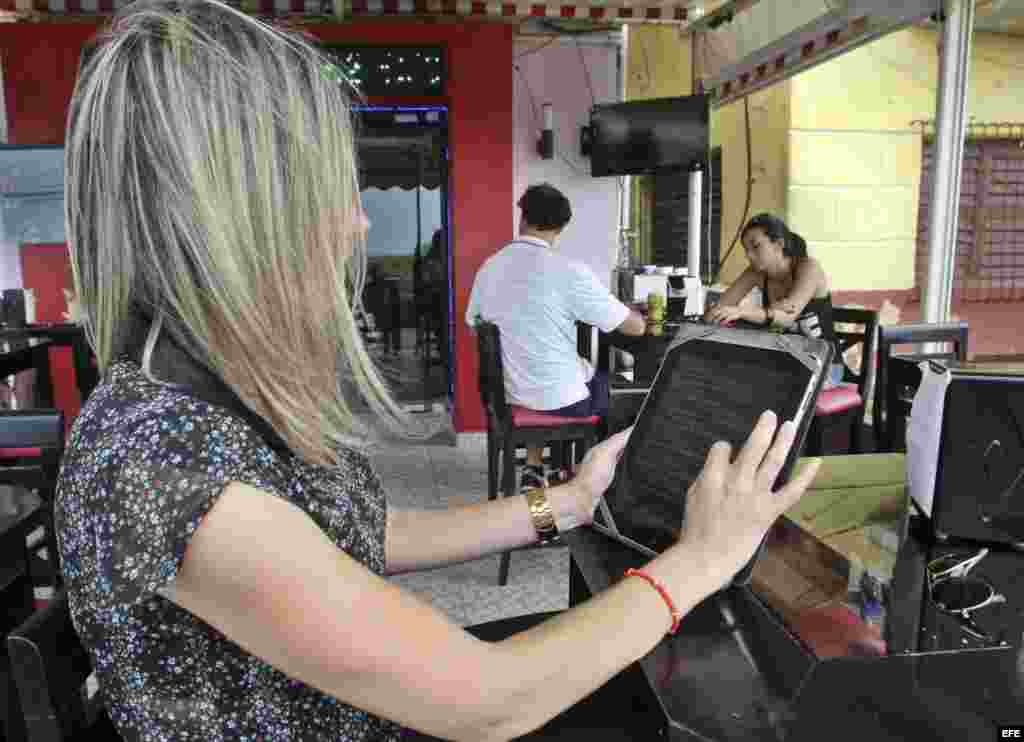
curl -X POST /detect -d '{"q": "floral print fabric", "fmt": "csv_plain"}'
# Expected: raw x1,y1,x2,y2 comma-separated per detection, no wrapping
56,360,403,741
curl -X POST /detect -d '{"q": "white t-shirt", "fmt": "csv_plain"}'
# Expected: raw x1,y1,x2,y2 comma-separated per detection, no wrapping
465,237,631,411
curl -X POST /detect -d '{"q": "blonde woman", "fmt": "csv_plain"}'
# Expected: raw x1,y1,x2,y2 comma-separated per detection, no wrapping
59,2,819,740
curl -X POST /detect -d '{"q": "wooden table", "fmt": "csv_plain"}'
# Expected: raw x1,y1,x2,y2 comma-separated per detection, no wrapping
0,338,54,408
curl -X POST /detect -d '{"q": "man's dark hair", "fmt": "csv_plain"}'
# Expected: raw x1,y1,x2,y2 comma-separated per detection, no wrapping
518,183,572,231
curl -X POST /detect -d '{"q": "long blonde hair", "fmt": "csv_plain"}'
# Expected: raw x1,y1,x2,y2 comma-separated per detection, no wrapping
65,0,413,464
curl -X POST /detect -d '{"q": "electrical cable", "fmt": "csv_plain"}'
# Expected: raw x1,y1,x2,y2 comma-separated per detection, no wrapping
514,37,559,60
514,63,541,132
574,36,598,107
712,95,752,285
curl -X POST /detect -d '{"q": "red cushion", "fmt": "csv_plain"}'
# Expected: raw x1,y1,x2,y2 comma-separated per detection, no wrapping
815,383,863,416
510,405,600,428
0,447,43,459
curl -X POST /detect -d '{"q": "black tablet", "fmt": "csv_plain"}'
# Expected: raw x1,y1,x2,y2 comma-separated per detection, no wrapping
593,324,832,585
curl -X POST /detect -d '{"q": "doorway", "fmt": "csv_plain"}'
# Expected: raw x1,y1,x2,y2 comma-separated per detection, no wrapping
356,105,452,411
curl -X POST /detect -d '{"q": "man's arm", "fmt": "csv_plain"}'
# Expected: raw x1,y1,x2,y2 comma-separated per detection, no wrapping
615,310,646,336
464,265,484,329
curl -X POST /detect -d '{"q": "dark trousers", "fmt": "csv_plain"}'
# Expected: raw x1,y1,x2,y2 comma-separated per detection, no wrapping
401,611,664,741
547,369,610,419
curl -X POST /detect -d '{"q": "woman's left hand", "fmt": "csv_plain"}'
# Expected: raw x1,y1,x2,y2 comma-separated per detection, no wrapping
553,427,632,531
706,305,746,325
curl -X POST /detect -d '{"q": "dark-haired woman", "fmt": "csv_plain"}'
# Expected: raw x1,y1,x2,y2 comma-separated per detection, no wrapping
705,213,834,346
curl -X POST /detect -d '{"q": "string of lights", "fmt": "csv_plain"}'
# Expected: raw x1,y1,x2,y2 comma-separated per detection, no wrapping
325,46,444,96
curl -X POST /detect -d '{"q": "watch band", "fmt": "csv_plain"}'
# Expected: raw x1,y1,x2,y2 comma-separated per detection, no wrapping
525,487,559,545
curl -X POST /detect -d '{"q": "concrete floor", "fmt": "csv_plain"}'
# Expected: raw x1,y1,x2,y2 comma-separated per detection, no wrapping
368,425,572,626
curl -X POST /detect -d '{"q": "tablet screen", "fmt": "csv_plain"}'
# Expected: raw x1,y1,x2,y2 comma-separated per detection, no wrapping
607,338,818,555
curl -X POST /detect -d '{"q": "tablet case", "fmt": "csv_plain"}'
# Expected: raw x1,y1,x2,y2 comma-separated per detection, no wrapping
592,324,832,585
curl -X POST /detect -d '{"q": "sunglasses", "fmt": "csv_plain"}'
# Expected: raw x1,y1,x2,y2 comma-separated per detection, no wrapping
926,548,1007,642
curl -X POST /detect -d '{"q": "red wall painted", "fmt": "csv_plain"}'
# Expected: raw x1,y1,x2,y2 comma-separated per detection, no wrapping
19,243,81,425
0,24,100,145
1,20,512,433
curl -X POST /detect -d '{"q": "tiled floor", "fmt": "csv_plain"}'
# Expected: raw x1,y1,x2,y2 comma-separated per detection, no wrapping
367,425,571,627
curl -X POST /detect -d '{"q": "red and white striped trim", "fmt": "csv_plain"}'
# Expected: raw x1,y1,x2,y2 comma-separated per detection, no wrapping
702,15,875,106
0,0,122,12
343,0,689,22
0,0,689,21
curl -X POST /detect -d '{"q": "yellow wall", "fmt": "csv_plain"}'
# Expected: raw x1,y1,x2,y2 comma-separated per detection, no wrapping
625,25,691,100
712,83,791,284
624,26,791,283
789,27,1024,292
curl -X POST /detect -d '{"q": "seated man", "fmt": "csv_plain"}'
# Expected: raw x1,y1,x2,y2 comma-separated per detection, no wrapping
466,183,646,488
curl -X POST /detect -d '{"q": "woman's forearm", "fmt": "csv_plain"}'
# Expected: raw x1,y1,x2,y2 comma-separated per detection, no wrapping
740,305,768,324
385,483,584,575
482,543,726,740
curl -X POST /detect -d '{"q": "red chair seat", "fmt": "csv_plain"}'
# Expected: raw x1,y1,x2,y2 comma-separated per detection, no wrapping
0,447,43,459
815,383,862,416
510,405,600,428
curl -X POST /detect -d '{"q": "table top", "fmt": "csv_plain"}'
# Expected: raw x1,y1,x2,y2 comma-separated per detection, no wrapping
0,322,83,342
0,337,52,356
565,522,1021,741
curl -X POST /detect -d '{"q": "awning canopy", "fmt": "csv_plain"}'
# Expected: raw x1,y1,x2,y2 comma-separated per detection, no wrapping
358,132,443,190
0,0,727,23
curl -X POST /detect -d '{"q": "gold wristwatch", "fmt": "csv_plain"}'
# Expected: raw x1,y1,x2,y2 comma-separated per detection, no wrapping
525,487,559,545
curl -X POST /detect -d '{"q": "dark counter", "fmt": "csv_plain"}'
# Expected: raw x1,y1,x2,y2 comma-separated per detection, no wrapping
565,525,1022,741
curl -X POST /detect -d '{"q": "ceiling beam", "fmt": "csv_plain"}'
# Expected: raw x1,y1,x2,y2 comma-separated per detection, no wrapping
699,0,939,108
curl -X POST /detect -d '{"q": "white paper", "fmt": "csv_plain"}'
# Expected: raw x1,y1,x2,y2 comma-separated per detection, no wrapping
683,277,704,317
632,274,668,305
906,362,951,517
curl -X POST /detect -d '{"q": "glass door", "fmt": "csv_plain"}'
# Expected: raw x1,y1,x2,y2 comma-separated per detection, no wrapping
355,106,450,412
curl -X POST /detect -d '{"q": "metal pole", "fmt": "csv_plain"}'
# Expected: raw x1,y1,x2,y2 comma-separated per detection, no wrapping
687,163,703,280
922,0,974,324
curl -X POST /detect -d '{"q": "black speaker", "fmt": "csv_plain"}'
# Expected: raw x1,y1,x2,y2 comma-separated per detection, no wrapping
2,289,26,327
932,369,1024,547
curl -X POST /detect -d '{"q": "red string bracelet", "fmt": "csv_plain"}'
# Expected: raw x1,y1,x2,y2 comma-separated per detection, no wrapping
624,568,682,635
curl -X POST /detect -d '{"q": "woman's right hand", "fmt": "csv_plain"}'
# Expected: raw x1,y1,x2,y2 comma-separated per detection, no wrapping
662,410,820,593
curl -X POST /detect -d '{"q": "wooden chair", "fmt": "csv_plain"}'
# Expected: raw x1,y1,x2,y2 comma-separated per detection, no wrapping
0,410,65,589
475,320,599,585
6,591,121,741
874,321,968,453
805,307,879,456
